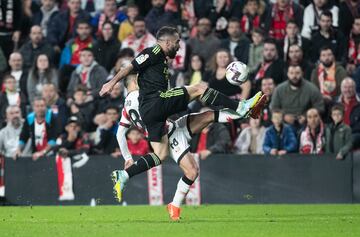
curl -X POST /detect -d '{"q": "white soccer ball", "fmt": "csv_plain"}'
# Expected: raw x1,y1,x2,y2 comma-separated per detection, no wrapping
225,61,249,86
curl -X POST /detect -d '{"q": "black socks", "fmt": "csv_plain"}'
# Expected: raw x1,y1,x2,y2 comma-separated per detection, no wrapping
126,153,161,178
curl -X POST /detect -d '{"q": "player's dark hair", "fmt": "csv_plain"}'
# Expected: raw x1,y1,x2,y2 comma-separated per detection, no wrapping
320,10,333,19
156,26,179,40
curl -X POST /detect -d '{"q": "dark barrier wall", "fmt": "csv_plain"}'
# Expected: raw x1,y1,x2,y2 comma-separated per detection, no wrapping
3,154,355,205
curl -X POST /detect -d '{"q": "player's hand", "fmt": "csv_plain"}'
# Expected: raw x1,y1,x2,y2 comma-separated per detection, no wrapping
99,81,115,97
124,159,134,169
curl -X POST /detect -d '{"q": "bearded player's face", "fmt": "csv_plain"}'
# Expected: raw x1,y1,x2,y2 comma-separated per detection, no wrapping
167,34,180,59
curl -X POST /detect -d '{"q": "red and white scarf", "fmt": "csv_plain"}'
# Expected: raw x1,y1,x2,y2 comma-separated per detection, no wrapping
255,62,272,80
270,1,294,40
317,62,337,97
348,33,360,65
240,14,260,34
300,122,325,154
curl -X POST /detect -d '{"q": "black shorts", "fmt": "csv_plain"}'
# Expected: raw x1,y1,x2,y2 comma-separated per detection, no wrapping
139,87,189,142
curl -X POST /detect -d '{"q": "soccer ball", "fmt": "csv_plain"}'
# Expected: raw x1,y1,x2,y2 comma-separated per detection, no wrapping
225,61,249,86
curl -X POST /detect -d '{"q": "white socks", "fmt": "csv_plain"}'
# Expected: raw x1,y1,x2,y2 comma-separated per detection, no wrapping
217,108,241,122
171,177,192,207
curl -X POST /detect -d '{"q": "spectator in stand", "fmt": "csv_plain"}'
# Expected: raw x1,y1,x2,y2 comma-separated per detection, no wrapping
4,52,28,95
263,109,298,155
221,18,251,64
190,108,232,160
338,0,360,38
266,0,303,42
126,127,150,156
260,77,276,127
93,21,121,72
94,81,124,129
145,0,178,36
120,16,156,56
240,0,267,38
248,28,264,74
67,48,108,99
310,46,347,105
286,44,313,80
19,25,55,71
234,117,266,154
0,75,27,128
299,108,325,154
182,54,206,86
47,0,91,52
80,0,105,15
0,106,23,158
0,0,22,59
20,0,40,46
283,20,310,61
325,104,352,160
187,17,221,63
301,0,339,40
27,54,58,103
32,0,59,37
252,38,285,91
96,106,121,156
347,17,360,76
206,49,251,100
336,78,359,126
59,20,94,69
271,65,324,127
91,0,127,37
118,4,139,42
107,48,135,84
56,116,90,158
14,97,58,161
69,85,96,133
309,11,347,64
42,83,68,131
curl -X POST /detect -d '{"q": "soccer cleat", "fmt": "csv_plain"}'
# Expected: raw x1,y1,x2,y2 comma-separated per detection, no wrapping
111,170,129,203
248,93,268,119
236,91,267,119
167,203,181,221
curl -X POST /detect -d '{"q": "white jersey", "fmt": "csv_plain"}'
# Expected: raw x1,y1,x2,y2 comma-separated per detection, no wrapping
118,90,191,163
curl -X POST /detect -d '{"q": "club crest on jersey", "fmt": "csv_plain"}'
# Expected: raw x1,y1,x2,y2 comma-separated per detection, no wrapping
135,54,149,64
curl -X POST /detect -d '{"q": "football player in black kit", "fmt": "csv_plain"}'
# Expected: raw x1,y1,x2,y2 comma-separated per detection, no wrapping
99,26,267,203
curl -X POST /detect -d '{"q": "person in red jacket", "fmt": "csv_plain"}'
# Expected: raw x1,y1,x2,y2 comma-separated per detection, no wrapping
126,127,149,156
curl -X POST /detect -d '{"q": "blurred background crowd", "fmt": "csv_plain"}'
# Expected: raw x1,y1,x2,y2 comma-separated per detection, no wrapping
0,0,359,161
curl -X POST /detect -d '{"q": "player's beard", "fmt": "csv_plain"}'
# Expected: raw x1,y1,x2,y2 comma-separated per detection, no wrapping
168,47,178,59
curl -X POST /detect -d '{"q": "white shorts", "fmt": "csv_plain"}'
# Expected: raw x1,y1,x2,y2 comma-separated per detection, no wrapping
167,115,192,164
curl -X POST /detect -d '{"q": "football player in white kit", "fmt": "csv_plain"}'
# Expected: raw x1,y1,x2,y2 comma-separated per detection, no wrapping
116,74,243,220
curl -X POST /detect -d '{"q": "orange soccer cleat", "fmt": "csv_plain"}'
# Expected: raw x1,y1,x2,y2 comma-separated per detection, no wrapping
167,203,181,221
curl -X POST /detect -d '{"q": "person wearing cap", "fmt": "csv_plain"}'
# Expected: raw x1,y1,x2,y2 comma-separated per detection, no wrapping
56,116,90,158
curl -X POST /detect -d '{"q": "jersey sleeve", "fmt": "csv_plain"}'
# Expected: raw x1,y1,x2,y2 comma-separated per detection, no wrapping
119,108,131,128
131,46,163,71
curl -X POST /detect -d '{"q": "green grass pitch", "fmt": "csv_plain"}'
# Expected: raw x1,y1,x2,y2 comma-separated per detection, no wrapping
0,204,359,237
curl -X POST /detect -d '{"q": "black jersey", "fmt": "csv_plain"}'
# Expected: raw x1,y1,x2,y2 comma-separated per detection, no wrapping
131,44,169,98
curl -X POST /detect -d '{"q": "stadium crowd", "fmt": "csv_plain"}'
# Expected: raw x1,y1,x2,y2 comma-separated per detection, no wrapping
0,0,359,161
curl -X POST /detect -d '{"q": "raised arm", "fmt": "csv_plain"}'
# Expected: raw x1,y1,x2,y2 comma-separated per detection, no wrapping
99,64,133,97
